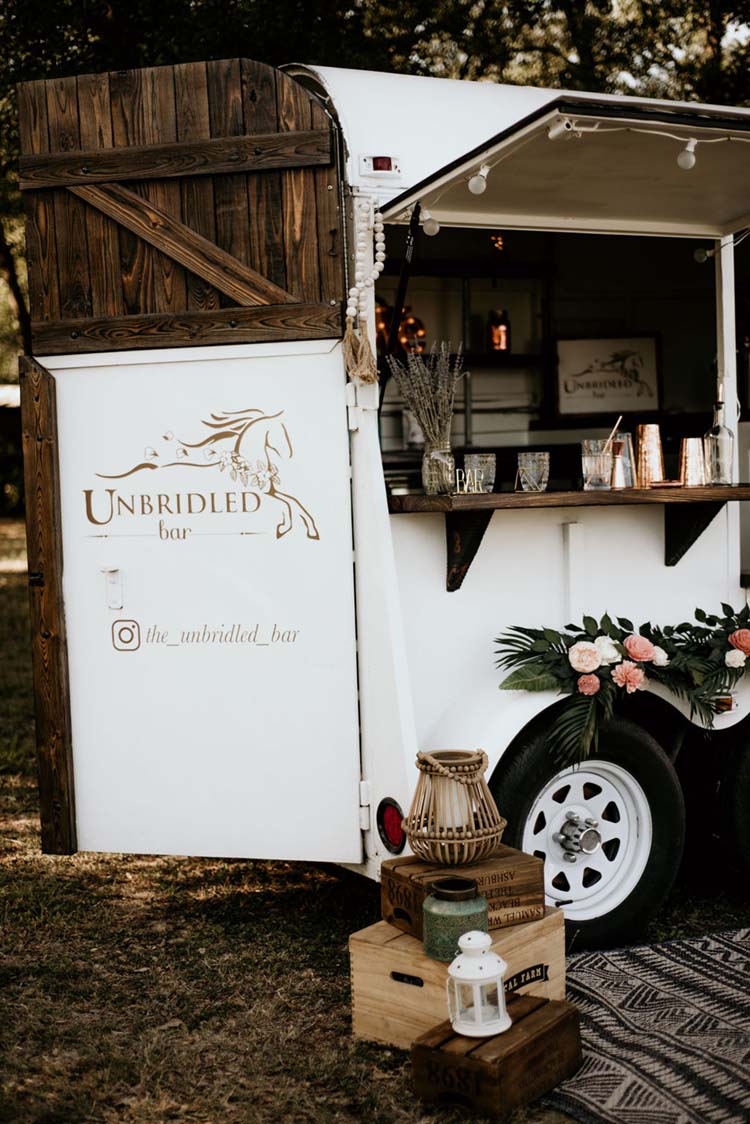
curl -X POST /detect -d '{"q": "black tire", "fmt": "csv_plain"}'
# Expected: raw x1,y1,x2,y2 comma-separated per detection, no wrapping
490,715,686,950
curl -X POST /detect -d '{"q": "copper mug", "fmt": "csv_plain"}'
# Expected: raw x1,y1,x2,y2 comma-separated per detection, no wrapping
636,424,664,487
679,437,707,486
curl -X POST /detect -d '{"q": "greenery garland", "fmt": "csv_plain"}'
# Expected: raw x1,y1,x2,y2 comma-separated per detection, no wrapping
495,604,750,765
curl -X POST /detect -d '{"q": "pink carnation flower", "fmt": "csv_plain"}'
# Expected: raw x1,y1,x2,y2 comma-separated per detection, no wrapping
577,673,600,696
612,660,645,693
623,634,656,663
729,628,750,656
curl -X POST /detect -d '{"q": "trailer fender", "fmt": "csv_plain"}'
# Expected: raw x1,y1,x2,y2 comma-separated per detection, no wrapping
422,687,561,781
645,678,750,731
422,674,750,798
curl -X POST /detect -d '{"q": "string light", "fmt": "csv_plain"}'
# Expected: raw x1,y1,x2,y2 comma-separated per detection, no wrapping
394,115,750,224
421,209,440,236
677,138,697,170
546,115,749,172
468,164,490,194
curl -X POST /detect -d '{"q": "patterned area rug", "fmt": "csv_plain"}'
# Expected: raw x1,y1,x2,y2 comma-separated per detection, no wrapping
544,929,750,1124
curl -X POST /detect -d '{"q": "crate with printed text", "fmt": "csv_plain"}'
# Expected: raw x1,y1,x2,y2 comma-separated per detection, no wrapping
380,846,545,939
350,907,564,1050
411,994,581,1121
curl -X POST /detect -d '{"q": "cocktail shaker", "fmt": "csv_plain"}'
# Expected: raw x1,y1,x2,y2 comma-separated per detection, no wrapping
636,424,664,487
679,437,707,486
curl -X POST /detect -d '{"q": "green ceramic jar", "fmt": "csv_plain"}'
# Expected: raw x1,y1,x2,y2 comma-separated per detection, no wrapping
422,877,489,963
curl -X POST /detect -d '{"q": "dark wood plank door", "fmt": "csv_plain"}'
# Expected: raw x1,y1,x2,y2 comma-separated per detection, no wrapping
18,59,345,355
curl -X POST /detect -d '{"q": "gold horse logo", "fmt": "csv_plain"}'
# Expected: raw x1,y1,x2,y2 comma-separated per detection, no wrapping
98,407,319,540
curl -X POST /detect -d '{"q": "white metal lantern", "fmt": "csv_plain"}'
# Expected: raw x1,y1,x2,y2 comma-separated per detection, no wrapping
446,931,512,1037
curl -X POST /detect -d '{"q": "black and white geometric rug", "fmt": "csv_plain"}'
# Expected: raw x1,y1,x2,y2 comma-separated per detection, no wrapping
544,929,750,1124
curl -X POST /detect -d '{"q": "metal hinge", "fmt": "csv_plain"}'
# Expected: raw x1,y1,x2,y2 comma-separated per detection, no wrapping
359,780,371,831
346,380,379,432
345,381,361,431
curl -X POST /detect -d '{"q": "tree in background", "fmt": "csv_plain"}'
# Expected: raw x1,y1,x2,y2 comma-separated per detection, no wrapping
1,0,750,377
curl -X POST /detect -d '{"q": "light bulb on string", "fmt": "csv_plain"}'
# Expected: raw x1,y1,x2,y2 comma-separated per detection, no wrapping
677,139,697,170
468,164,490,195
421,209,440,236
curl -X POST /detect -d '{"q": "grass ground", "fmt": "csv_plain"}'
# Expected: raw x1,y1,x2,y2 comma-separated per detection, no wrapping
1,515,749,1124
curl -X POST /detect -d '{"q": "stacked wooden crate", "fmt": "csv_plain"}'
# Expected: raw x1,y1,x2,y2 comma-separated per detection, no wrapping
349,844,581,1118
350,845,562,1050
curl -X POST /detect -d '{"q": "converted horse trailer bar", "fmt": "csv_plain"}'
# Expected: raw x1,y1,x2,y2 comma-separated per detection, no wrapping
17,59,750,946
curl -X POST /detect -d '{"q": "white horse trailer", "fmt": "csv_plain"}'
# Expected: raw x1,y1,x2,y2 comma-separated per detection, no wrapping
17,59,750,947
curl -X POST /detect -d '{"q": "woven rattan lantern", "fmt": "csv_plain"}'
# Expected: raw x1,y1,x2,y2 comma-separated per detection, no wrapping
403,750,506,865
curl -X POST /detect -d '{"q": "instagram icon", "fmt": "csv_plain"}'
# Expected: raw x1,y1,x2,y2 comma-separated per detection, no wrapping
111,620,141,651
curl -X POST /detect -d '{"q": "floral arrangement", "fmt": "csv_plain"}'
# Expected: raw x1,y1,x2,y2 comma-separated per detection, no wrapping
386,343,464,446
496,604,750,764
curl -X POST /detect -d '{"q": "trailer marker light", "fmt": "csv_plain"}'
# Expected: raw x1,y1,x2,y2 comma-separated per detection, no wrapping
372,156,392,171
377,798,406,854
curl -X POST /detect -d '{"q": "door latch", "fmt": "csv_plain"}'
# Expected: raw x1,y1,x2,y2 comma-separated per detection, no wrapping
101,567,123,610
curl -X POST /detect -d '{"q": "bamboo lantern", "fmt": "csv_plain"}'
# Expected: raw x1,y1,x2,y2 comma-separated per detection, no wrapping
403,750,506,865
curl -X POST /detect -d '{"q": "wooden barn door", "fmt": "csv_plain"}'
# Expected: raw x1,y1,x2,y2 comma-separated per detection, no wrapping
18,59,343,352
17,61,352,856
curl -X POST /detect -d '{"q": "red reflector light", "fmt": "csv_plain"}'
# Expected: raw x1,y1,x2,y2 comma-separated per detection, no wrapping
382,804,403,846
377,798,406,854
372,156,393,171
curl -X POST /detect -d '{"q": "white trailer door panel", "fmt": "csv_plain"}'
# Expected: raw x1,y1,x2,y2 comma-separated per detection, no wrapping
47,341,361,861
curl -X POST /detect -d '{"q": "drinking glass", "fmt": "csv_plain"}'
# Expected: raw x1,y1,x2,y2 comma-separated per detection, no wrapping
618,432,638,487
581,439,612,491
464,453,496,493
518,451,550,492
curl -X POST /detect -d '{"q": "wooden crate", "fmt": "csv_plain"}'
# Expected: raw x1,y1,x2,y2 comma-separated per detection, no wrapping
350,907,565,1050
381,846,545,939
411,994,582,1121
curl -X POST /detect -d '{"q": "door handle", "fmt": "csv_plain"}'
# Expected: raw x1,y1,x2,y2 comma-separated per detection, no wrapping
101,567,123,610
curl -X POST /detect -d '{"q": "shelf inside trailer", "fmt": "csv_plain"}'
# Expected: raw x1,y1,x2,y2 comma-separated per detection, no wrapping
387,485,750,591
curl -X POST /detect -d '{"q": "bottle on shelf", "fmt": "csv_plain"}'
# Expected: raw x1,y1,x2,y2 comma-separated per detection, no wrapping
487,308,511,353
703,388,734,485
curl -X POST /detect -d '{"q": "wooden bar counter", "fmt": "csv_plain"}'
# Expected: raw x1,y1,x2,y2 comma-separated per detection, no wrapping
387,484,750,590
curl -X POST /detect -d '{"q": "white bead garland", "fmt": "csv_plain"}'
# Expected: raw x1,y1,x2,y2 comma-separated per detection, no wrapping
347,203,386,322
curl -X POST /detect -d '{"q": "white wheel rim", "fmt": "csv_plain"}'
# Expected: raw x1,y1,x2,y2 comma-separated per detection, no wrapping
521,760,653,922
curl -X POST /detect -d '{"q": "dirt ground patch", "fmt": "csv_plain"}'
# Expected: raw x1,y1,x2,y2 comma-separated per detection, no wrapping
1,516,749,1124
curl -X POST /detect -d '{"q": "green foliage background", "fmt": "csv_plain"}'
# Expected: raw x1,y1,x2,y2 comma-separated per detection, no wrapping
2,1,750,377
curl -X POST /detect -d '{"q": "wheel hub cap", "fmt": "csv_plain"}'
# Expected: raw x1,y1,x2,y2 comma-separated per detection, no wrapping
553,811,602,862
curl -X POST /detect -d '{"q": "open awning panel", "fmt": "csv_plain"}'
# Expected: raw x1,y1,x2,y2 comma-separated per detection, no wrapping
383,102,750,238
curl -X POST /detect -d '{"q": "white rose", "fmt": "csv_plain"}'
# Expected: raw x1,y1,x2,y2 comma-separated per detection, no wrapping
594,635,621,666
568,641,601,674
652,646,670,667
725,648,746,669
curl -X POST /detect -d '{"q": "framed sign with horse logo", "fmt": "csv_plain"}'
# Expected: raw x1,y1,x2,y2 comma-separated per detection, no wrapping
556,336,661,416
